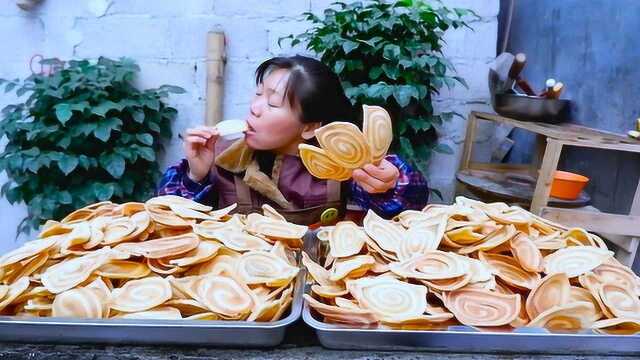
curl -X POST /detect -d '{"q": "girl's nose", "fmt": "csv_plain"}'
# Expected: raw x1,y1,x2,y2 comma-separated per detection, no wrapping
249,97,263,118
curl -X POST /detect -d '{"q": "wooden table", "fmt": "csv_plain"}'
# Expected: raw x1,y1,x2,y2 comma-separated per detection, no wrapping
457,111,640,266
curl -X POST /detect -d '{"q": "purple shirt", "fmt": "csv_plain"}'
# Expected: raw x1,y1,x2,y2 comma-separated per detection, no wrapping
156,154,429,218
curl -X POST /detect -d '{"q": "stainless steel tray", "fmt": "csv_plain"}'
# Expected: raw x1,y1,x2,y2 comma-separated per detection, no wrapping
0,270,304,347
304,303,640,355
302,232,640,355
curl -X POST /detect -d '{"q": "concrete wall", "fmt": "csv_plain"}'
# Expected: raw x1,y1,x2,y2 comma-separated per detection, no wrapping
500,0,640,216
0,0,499,251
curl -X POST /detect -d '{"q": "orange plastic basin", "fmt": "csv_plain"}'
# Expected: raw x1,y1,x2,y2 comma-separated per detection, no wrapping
550,171,589,200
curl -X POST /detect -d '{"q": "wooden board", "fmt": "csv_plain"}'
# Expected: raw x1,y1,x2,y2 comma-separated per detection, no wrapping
456,169,590,207
474,111,640,149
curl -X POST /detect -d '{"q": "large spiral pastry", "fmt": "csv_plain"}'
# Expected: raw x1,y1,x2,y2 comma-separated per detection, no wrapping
329,221,367,258
304,294,379,325
110,277,172,313
478,252,540,290
543,246,613,278
235,251,299,287
362,105,393,164
569,285,603,321
96,260,151,279
52,287,103,319
396,222,443,261
115,233,199,259
41,249,113,293
0,277,30,312
458,224,517,255
102,217,137,245
526,301,596,331
314,122,372,169
298,144,353,181
389,250,469,280
443,288,521,327
169,241,221,267
509,232,544,272
592,264,640,296
363,210,404,254
0,236,58,268
144,203,191,228
329,255,375,281
598,283,640,318
212,228,272,252
525,272,570,320
592,318,640,335
146,195,213,212
194,275,255,318
245,213,308,240
348,277,427,322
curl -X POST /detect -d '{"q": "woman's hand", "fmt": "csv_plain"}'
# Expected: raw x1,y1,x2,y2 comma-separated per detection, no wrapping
352,159,400,194
182,126,219,182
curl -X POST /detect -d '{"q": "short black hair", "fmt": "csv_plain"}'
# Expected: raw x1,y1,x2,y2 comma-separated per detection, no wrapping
255,55,358,127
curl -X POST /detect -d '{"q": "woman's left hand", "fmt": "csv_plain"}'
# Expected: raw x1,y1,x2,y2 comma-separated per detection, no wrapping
352,159,400,194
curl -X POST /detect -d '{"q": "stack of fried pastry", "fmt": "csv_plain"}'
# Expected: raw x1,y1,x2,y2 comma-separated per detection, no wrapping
0,196,304,321
304,197,640,335
299,105,393,181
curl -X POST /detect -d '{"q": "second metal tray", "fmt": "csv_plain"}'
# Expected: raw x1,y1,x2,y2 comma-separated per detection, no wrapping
304,302,640,355
302,232,640,355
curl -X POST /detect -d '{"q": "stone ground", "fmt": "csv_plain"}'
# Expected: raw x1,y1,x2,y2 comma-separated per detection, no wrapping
0,321,636,359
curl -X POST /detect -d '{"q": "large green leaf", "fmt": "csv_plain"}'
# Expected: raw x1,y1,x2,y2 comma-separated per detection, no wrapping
57,155,79,175
94,117,123,142
54,103,73,124
99,153,126,178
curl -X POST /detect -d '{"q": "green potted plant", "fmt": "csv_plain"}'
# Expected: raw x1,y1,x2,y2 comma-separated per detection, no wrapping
0,57,184,235
283,0,477,198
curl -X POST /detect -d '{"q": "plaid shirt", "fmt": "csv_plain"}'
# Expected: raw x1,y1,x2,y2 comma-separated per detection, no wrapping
156,154,429,218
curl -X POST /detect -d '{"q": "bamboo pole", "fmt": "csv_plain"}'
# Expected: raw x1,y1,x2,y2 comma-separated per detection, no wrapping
205,31,226,126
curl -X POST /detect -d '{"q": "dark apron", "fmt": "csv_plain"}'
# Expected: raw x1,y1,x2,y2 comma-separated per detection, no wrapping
232,176,344,227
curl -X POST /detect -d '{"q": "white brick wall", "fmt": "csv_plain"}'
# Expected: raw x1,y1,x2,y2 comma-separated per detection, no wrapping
0,0,498,250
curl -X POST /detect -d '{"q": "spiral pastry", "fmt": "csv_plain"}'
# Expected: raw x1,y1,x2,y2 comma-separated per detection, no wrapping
592,318,640,335
52,287,103,319
235,251,299,287
526,301,596,331
298,144,352,181
362,105,393,164
96,260,151,279
329,221,367,258
509,232,544,272
478,252,540,290
115,233,199,259
543,246,613,278
363,210,404,254
329,255,376,281
598,283,640,319
525,272,570,320
42,249,113,293
245,213,308,241
389,250,469,280
110,277,172,313
314,122,372,169
443,288,521,327
195,275,255,318
348,277,428,322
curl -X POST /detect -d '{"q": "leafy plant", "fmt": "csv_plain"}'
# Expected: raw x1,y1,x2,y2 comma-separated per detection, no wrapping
283,0,477,198
0,57,184,235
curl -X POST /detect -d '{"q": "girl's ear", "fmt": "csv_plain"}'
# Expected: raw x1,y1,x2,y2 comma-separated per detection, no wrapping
301,122,322,140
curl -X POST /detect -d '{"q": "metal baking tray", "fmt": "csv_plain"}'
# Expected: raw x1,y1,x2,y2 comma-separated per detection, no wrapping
0,267,305,347
302,232,640,355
